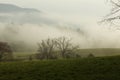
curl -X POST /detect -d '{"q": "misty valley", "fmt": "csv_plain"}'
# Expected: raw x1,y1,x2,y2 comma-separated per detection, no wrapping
0,1,120,80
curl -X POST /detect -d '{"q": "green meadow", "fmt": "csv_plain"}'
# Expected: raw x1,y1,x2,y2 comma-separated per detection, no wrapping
0,55,120,80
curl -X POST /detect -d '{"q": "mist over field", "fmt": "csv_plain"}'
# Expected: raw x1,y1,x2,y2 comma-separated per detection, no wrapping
0,3,120,52
1,1,120,80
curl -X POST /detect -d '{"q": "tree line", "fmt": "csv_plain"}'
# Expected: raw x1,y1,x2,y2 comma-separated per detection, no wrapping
0,37,81,61
0,37,95,61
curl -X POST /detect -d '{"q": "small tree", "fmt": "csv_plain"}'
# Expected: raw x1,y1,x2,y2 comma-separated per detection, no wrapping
88,53,95,58
37,38,57,60
28,55,33,61
56,37,79,58
0,42,13,61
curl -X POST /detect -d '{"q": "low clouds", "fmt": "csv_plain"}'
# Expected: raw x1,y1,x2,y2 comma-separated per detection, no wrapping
0,3,120,51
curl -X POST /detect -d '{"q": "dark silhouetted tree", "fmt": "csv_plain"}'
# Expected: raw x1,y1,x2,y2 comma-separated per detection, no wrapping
36,37,80,59
36,38,57,60
0,42,13,61
102,0,120,28
56,37,79,58
88,53,95,58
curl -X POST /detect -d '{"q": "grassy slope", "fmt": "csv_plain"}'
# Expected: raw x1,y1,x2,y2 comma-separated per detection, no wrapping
0,56,120,80
79,48,120,57
13,48,120,58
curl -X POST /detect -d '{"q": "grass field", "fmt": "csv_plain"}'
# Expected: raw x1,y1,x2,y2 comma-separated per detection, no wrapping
13,48,120,59
78,48,120,57
0,56,120,80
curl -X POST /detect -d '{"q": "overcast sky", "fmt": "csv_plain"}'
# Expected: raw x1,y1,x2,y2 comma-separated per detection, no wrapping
0,0,111,24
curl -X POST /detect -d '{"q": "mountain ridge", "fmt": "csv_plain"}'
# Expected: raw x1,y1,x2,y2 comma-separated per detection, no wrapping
0,3,40,13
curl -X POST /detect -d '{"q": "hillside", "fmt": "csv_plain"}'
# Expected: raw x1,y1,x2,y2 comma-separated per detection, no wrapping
13,48,120,59
0,56,120,80
0,3,39,13
79,48,120,57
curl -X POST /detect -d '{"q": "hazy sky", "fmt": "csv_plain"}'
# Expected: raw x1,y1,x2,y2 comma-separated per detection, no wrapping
0,0,110,22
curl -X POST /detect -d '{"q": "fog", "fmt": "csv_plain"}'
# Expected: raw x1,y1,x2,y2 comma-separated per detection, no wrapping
0,2,120,52
0,12,120,51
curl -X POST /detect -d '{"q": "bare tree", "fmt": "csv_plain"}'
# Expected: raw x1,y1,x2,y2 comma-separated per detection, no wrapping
0,42,13,61
36,37,80,59
102,0,120,27
37,38,57,60
56,37,79,58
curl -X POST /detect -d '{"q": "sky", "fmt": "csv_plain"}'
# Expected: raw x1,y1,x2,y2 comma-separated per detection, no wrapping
0,0,111,24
